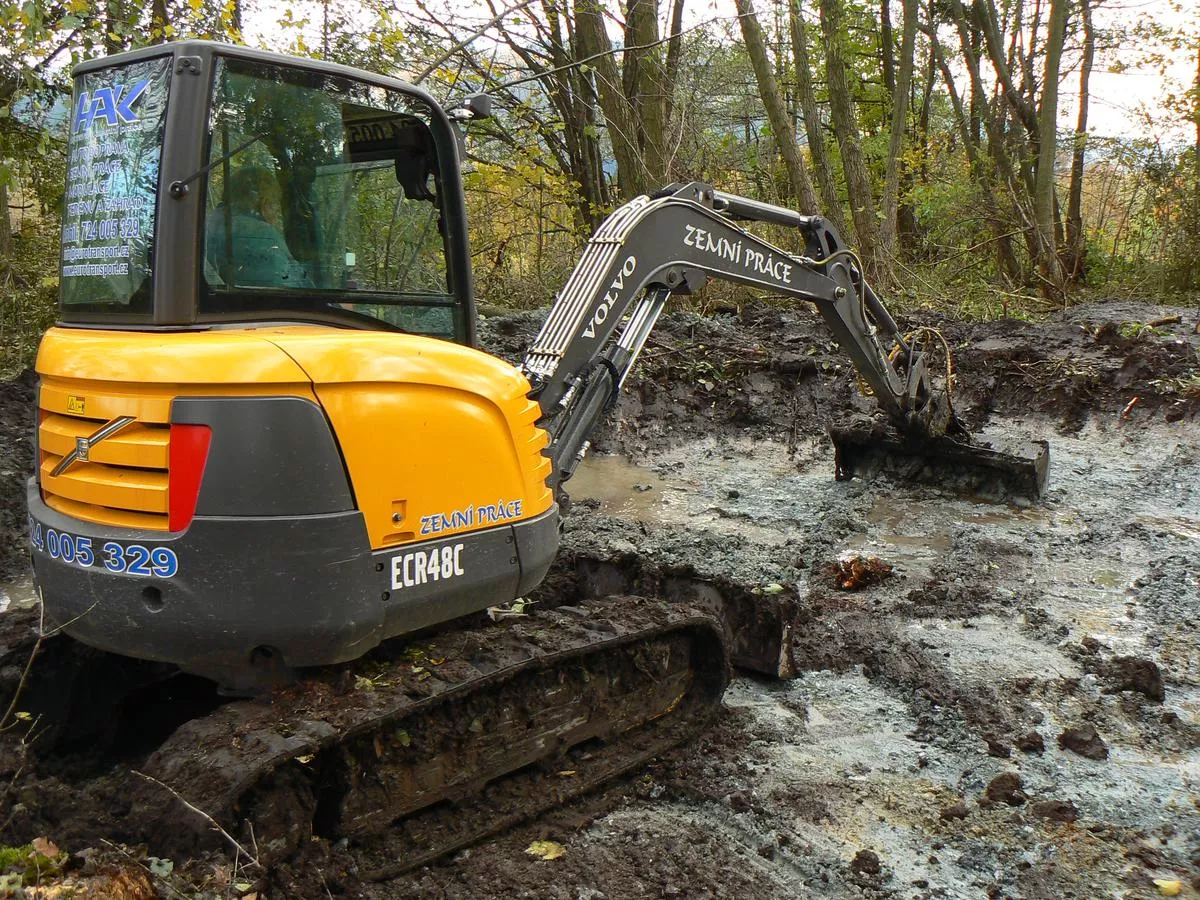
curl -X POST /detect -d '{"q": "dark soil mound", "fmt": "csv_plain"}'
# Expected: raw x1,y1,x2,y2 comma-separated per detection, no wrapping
481,299,1199,454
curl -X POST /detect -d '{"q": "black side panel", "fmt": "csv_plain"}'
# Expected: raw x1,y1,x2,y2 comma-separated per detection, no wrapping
514,506,560,595
172,396,353,516
31,485,556,688
29,481,381,685
375,506,559,637
377,525,521,636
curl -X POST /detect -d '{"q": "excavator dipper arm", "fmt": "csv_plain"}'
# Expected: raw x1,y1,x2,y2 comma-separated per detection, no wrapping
522,182,951,491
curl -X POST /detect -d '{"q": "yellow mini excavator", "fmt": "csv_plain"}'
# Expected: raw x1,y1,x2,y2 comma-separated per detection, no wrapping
17,41,1047,868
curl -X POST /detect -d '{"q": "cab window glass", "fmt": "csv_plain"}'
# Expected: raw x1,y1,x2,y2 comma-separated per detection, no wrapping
200,57,454,338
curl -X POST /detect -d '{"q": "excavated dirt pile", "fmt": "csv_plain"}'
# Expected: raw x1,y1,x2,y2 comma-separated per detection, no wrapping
0,300,1198,899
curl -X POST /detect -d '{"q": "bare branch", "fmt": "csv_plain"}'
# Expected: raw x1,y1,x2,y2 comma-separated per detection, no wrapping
132,770,262,868
496,13,746,93
414,0,541,84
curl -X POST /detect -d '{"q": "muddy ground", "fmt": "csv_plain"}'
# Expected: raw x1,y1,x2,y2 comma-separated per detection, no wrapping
1,300,1198,898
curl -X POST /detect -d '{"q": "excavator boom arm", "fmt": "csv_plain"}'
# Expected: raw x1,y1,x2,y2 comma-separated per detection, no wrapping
522,183,946,489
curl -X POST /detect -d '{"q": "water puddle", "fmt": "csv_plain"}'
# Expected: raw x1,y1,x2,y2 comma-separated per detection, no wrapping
864,497,956,553
563,454,681,523
568,447,802,545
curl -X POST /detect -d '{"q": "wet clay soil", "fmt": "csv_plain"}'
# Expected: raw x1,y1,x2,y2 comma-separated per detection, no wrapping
1,300,1198,898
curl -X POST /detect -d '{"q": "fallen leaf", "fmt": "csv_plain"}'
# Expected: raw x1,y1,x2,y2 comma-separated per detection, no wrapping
525,840,566,861
761,583,784,595
146,856,174,878
557,770,577,777
831,554,893,591
1153,880,1182,896
31,836,60,857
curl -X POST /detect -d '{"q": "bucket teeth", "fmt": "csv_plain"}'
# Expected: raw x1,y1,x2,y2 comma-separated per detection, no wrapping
829,422,1050,503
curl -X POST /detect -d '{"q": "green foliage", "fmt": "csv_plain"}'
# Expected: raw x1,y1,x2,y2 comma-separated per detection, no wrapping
1,103,64,377
0,841,67,885
0,845,30,870
1152,370,1200,398
0,226,60,378
0,0,1195,381
1117,321,1171,340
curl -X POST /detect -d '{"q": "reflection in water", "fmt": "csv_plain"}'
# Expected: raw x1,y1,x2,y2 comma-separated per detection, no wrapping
564,455,675,523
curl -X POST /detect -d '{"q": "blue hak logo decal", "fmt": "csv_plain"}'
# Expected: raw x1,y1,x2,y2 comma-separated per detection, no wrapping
73,79,150,133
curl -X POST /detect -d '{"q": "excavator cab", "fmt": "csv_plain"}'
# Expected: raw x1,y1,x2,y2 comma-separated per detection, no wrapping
62,42,476,342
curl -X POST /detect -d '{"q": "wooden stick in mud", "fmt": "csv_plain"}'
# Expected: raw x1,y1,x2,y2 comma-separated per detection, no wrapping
132,770,262,869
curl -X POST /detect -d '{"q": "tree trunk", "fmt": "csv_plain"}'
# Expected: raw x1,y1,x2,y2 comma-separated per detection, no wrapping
104,0,124,53
928,29,1023,285
788,0,847,234
1191,33,1200,288
1033,0,1067,287
878,0,917,263
663,0,687,127
322,0,330,59
150,0,170,42
0,180,11,261
819,0,878,271
544,0,609,226
968,19,981,148
736,0,819,213
574,0,648,197
491,0,610,230
1064,0,1093,281
948,0,1037,266
624,0,670,184
909,16,938,247
972,0,1038,139
880,0,895,97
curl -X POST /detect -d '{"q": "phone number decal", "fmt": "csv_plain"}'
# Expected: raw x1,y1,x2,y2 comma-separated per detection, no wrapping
28,516,178,578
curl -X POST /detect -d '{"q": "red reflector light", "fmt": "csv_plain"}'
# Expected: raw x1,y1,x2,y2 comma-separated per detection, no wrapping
168,424,212,532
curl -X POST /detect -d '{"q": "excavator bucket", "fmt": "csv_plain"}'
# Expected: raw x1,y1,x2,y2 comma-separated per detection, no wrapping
829,422,1050,504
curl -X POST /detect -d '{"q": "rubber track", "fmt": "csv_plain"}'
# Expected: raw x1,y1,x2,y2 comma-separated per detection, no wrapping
132,594,730,873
